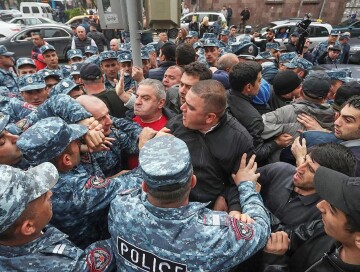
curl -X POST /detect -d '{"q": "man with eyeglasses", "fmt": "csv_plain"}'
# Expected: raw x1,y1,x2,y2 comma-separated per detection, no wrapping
312,29,342,65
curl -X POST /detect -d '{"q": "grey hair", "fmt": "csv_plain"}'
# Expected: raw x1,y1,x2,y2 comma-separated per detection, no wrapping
139,78,166,100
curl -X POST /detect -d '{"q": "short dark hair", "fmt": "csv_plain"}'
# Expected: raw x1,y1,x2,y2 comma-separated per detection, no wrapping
229,62,262,92
309,143,356,177
176,43,196,66
183,62,212,80
344,95,360,111
191,79,227,117
0,200,37,241
345,213,360,233
160,42,176,62
147,176,192,204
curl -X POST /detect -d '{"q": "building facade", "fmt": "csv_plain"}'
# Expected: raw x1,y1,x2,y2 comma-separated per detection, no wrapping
185,0,348,27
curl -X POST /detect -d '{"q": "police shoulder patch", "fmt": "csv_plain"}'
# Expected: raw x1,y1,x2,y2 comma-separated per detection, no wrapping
86,248,111,272
85,176,111,189
229,217,254,241
22,102,37,111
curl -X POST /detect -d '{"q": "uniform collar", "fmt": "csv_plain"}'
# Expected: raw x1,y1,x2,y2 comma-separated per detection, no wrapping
141,193,209,220
0,226,68,257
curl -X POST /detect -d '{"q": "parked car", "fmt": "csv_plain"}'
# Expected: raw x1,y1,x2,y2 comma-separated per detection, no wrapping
239,19,332,50
19,2,53,20
0,22,21,38
65,15,91,26
348,36,360,64
333,18,360,37
9,16,59,27
0,9,22,22
0,24,73,60
180,11,226,30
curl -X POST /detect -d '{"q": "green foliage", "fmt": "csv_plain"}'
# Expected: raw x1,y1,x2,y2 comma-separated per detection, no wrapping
64,7,83,20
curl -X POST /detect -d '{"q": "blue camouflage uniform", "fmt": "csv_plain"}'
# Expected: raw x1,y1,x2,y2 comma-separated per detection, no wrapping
0,93,92,129
92,116,142,177
108,136,271,271
0,45,20,98
118,51,136,91
17,117,143,249
0,163,114,271
40,44,71,78
312,30,342,65
100,51,120,91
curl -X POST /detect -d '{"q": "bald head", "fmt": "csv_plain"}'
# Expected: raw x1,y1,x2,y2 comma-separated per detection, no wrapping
77,95,106,113
110,39,120,51
76,26,86,39
217,53,239,73
77,95,113,135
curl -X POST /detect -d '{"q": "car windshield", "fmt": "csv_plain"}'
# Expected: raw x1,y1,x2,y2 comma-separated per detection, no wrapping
338,18,358,27
259,23,276,34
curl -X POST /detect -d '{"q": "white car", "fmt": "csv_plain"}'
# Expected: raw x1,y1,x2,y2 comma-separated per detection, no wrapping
0,22,21,38
237,19,333,49
9,16,59,27
180,11,226,30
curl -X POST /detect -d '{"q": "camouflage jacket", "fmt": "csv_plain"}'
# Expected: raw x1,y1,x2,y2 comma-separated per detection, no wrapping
108,181,271,271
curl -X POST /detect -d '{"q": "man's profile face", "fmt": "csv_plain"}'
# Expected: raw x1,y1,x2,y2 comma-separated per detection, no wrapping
293,154,319,192
92,103,113,136
180,89,208,131
0,130,22,165
32,34,44,47
110,41,119,51
334,104,360,140
0,55,14,69
316,200,351,243
179,73,200,105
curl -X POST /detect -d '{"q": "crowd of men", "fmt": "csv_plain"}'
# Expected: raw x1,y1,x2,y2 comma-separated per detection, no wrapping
0,16,360,272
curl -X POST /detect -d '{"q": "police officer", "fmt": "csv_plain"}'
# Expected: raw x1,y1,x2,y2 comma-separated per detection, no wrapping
66,49,84,65
77,95,143,176
51,78,84,99
37,69,63,94
17,117,143,248
0,163,114,271
16,57,37,77
203,38,221,67
0,45,19,98
84,45,99,58
70,62,83,85
325,68,352,101
185,31,199,45
317,44,342,65
18,73,49,107
100,50,120,91
40,44,70,78
312,29,342,65
284,56,313,79
118,50,136,91
108,136,270,270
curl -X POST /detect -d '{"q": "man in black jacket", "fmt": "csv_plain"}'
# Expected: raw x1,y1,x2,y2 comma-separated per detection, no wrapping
228,61,292,164
264,165,360,272
148,42,176,81
166,79,254,212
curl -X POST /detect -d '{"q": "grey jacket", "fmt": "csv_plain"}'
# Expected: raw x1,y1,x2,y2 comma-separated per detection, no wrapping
261,98,334,140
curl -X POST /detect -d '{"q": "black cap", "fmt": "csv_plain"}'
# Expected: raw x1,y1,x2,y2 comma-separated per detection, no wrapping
333,81,360,111
80,63,102,80
314,166,360,228
302,71,331,99
273,70,301,96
